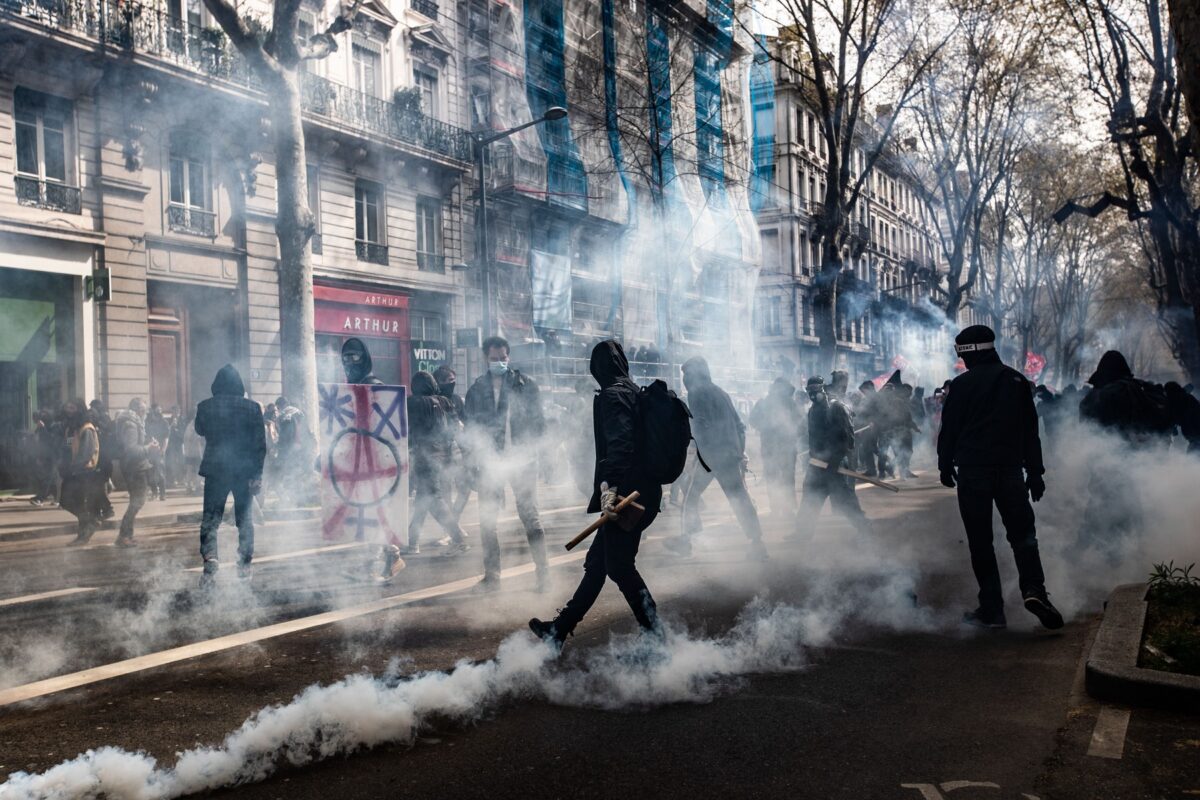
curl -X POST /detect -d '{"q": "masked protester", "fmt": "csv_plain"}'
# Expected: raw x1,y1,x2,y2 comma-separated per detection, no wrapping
748,378,802,522
113,398,160,547
62,401,102,545
433,365,473,524
405,371,470,555
341,337,383,385
790,376,873,541
194,364,266,585
938,325,1062,630
529,341,662,648
667,356,768,561
463,336,550,591
853,381,881,476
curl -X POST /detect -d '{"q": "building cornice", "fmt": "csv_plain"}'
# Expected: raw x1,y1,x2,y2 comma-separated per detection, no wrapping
0,216,106,247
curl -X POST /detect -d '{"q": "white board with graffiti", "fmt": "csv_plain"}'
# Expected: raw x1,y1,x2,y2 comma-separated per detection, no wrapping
317,383,409,548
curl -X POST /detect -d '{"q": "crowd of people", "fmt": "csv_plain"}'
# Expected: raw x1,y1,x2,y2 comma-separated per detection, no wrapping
21,326,1200,636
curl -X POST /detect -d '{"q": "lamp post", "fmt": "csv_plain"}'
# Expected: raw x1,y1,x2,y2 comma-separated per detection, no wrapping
471,106,568,340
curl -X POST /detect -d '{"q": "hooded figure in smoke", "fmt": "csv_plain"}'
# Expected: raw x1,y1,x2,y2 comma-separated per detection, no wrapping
937,326,1062,630
194,364,266,583
749,377,802,521
666,356,767,561
853,380,881,476
405,371,469,555
530,340,661,647
1079,350,1174,442
341,338,383,385
789,376,873,541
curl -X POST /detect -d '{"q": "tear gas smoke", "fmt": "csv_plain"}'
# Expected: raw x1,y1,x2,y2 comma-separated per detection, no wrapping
0,582,929,800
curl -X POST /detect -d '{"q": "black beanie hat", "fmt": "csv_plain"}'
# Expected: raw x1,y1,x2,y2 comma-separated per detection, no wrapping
954,325,996,354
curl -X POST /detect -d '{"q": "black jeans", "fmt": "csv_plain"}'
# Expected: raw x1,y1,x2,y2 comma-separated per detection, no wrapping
795,463,872,537
955,465,1046,616
681,463,763,542
119,468,149,540
409,468,466,547
555,499,660,635
199,475,255,566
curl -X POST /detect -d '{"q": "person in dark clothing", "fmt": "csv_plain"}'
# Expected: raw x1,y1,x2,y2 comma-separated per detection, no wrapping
1079,350,1174,442
62,401,102,545
667,356,767,561
853,381,881,476
463,336,550,590
749,378,802,521
341,337,383,385
30,409,60,506
938,325,1062,630
194,364,266,583
114,398,159,547
89,400,115,519
405,371,470,555
434,365,474,524
272,395,313,509
1166,382,1200,453
144,404,169,500
165,406,186,487
790,376,872,540
828,370,850,402
529,341,662,647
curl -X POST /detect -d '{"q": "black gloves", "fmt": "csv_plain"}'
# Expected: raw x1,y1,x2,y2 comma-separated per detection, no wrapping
1026,473,1045,502
940,467,956,488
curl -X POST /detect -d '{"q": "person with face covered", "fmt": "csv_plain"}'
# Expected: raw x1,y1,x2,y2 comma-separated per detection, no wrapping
529,341,662,647
405,371,470,555
463,336,549,590
434,365,473,523
938,325,1062,630
748,377,802,522
790,376,873,541
666,356,768,561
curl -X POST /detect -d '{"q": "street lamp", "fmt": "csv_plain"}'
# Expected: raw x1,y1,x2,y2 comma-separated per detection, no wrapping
472,106,568,340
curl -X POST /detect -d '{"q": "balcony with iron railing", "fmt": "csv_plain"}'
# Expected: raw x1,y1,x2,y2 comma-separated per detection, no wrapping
14,175,82,213
166,203,216,236
356,240,388,265
0,0,471,163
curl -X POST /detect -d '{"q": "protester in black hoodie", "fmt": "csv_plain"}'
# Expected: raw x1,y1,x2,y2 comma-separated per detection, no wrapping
749,377,802,521
405,371,470,555
194,364,266,583
938,325,1062,630
434,365,474,522
529,341,661,647
667,356,767,561
341,337,383,385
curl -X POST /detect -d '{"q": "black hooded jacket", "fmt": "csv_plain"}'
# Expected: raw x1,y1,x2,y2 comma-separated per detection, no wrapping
341,338,383,385
588,341,660,513
407,371,453,477
1078,350,1171,437
463,364,544,451
195,364,266,481
682,356,745,469
937,349,1044,475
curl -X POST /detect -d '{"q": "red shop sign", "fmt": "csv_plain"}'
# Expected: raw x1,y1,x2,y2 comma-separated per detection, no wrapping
313,285,409,337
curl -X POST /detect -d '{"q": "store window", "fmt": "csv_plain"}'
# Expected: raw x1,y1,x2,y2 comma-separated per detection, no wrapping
167,131,214,236
14,88,78,213
415,197,443,272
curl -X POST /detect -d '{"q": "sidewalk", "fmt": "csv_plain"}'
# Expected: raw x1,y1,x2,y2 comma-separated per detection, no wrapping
0,490,210,542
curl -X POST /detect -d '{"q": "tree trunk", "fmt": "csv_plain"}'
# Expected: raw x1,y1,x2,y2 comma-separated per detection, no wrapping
814,237,841,374
272,72,318,424
1168,0,1200,151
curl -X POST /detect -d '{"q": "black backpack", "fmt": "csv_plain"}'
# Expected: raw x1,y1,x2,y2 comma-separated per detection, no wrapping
1127,379,1174,435
636,379,699,485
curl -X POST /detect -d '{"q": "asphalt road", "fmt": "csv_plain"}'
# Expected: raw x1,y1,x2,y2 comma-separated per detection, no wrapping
0,471,1196,799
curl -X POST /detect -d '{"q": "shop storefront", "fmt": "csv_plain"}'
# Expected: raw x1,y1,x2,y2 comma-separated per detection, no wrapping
0,267,76,432
314,283,411,388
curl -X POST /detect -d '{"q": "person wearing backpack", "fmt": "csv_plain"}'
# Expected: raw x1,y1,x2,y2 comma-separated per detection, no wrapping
61,401,103,545
529,340,663,648
113,398,160,547
666,356,768,561
404,371,470,556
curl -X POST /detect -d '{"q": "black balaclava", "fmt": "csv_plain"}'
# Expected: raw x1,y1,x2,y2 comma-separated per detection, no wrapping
681,356,711,394
341,338,374,384
1087,350,1133,389
433,365,457,398
806,375,827,405
589,340,630,389
955,325,1001,370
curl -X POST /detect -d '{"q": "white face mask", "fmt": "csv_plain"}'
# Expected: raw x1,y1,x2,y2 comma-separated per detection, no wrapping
488,361,509,376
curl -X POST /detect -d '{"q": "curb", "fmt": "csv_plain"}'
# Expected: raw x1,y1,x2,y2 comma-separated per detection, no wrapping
0,507,320,543
1085,582,1200,713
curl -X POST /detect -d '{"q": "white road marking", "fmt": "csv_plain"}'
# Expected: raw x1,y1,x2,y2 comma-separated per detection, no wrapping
0,587,97,608
182,542,367,572
0,552,585,708
1087,705,1131,759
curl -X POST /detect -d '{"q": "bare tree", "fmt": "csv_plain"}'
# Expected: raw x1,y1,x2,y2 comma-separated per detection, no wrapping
1055,0,1200,385
199,0,359,421
753,0,947,371
1166,0,1200,148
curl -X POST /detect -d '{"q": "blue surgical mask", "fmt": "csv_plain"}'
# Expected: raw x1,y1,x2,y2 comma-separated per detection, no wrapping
488,361,509,376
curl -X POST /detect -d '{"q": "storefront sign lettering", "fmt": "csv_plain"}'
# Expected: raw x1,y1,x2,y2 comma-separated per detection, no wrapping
343,316,403,334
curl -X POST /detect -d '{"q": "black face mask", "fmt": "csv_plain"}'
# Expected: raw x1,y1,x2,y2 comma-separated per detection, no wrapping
438,382,456,397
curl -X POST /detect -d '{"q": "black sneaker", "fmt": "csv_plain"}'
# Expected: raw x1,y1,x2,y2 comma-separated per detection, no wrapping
528,618,566,650
1023,591,1064,630
962,608,1007,629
